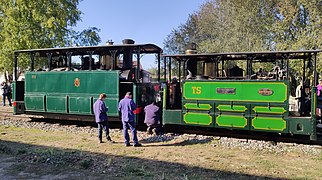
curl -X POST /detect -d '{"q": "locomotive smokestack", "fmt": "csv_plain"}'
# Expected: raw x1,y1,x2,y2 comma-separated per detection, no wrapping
122,39,135,45
122,39,135,69
185,43,197,54
185,43,197,77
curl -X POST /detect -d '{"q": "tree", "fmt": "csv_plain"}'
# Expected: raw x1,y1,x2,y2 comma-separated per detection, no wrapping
163,14,200,77
196,0,276,53
163,0,277,74
0,0,101,81
70,27,101,47
269,0,322,74
163,0,322,77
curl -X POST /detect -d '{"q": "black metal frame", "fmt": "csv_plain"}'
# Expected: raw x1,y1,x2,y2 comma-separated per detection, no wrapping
14,44,163,83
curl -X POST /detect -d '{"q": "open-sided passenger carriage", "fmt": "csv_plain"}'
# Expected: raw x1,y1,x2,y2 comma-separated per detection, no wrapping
162,48,322,143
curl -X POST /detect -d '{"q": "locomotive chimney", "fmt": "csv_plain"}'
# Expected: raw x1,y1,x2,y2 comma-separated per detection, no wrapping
185,43,197,77
122,39,135,69
185,43,197,54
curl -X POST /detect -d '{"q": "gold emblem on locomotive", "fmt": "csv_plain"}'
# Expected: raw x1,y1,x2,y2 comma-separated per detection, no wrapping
74,78,80,87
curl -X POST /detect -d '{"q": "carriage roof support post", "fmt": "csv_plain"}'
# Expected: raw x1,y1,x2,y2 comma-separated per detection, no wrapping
221,59,224,77
136,48,141,82
30,53,35,71
168,56,171,82
178,60,181,83
311,52,318,141
14,54,18,81
183,58,186,78
46,53,53,71
246,55,254,79
66,52,72,71
163,57,166,82
246,57,250,79
285,54,289,79
109,50,117,70
214,56,220,79
314,52,317,85
157,53,161,82
88,51,94,71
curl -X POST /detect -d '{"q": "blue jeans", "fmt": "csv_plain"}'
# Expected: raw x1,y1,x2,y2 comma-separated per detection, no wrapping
122,120,139,145
2,93,11,106
97,121,109,141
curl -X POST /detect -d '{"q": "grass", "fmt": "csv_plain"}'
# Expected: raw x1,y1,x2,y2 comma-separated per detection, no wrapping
0,125,322,179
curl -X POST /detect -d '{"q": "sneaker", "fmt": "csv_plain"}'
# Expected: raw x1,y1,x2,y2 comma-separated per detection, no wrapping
125,143,131,147
99,140,103,143
133,143,142,147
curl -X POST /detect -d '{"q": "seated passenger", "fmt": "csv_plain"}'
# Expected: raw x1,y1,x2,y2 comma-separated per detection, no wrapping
229,65,244,77
316,79,322,116
144,101,161,135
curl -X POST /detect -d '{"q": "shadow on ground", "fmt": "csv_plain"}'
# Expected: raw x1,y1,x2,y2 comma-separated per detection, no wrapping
0,140,284,180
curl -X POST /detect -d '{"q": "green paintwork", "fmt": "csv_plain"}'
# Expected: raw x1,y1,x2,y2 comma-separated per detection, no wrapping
25,95,45,111
216,115,247,128
184,103,212,110
183,112,212,125
12,82,16,113
253,106,286,114
288,117,313,135
46,95,67,113
69,97,92,114
24,71,119,115
162,110,182,125
217,105,247,112
252,117,286,131
183,81,288,103
12,82,16,101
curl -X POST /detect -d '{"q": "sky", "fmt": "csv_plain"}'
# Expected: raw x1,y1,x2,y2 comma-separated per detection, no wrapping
75,0,207,69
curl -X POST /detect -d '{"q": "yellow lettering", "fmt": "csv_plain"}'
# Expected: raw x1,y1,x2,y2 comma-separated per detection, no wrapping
192,86,202,94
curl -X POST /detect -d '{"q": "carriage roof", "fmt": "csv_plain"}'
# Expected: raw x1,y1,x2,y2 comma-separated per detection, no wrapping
163,50,320,61
14,43,162,57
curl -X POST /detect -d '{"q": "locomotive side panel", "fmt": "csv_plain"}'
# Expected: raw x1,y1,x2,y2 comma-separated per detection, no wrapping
24,71,120,116
181,80,289,133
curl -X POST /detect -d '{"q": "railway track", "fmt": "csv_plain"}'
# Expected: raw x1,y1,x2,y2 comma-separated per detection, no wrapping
0,109,42,121
1,106,322,146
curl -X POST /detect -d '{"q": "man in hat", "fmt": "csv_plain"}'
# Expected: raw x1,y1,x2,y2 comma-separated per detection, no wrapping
118,92,142,147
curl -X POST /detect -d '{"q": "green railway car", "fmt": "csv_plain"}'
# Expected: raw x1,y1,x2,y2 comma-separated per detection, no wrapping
13,40,162,126
11,40,322,144
162,47,322,143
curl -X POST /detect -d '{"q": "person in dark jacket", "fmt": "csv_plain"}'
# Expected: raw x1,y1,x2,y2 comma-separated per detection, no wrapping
118,92,142,147
93,93,113,143
144,101,161,135
1,82,11,106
